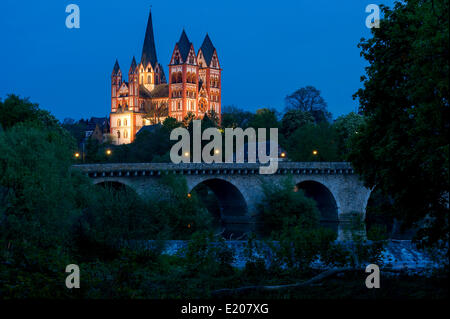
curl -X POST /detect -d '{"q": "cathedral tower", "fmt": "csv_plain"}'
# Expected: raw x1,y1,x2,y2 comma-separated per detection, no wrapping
168,30,199,121
111,60,122,113
197,34,221,117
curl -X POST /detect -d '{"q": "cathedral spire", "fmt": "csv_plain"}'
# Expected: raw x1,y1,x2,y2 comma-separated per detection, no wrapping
200,34,216,67
130,56,137,73
176,29,192,62
112,59,121,75
141,9,158,69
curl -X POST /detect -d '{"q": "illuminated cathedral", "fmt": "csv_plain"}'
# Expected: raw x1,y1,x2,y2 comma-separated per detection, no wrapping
110,9,222,144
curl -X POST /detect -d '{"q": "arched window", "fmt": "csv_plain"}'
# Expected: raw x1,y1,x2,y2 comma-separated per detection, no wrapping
177,72,182,83
147,75,151,83
171,73,176,83
124,119,127,126
117,119,121,127
117,130,121,139
124,130,128,138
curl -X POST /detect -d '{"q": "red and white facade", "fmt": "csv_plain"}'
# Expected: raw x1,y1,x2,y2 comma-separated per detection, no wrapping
110,10,221,144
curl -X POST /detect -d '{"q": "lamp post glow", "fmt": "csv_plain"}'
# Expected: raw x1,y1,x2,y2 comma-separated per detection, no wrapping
280,152,286,158
312,150,318,156
74,152,80,158
184,152,189,157
106,149,112,156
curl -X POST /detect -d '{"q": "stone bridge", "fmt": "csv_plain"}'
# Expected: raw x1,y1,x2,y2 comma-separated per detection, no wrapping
73,162,372,231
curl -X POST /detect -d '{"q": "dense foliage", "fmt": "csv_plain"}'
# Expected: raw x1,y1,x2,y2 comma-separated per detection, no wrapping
350,0,449,248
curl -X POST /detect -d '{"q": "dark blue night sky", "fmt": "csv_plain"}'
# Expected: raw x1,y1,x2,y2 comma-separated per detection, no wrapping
0,0,393,121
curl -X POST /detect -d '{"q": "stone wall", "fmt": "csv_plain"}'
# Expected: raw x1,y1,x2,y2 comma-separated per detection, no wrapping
74,162,371,223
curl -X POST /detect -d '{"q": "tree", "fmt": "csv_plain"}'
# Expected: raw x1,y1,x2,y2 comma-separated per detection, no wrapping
350,0,449,247
221,105,255,128
280,109,314,138
202,110,220,129
285,86,331,123
162,116,181,131
248,108,279,130
144,101,169,124
62,119,88,146
286,123,339,162
258,177,320,233
0,94,61,131
333,112,364,160
183,112,196,128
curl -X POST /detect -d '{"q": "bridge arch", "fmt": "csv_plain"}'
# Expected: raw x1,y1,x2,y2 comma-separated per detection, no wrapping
295,180,339,223
93,178,136,189
95,180,130,190
188,178,249,224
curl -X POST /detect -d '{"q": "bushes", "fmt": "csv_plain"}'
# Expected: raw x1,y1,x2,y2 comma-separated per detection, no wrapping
259,177,320,232
150,174,213,239
285,123,339,161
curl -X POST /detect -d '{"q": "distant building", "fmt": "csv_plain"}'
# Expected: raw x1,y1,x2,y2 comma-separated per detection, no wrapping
110,9,222,145
85,117,110,143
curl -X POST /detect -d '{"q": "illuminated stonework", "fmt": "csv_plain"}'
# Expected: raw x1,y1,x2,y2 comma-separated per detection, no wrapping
110,10,222,145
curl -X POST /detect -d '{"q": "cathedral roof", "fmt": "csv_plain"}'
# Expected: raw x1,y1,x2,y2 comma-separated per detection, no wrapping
200,34,216,67
141,10,158,69
149,84,169,98
139,85,151,98
139,84,169,99
177,30,192,62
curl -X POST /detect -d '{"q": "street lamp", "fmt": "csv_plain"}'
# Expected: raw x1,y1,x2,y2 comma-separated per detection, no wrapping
184,152,189,157
280,152,286,158
106,149,112,156
312,150,318,156
74,152,80,159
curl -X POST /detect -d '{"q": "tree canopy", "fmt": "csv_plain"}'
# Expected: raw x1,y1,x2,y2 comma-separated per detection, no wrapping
350,0,449,247
285,86,331,123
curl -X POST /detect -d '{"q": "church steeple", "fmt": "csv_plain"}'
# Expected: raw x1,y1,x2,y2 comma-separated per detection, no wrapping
129,56,137,74
112,59,121,75
177,29,192,62
199,34,216,67
141,9,158,69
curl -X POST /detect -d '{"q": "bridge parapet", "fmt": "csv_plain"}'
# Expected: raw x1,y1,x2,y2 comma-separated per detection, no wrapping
72,162,356,178
73,162,371,239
